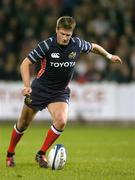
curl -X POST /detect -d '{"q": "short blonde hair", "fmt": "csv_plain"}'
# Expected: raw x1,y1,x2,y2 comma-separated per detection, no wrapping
56,16,76,30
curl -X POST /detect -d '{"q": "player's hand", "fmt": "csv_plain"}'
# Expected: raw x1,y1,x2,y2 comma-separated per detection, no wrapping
111,55,122,64
22,87,32,96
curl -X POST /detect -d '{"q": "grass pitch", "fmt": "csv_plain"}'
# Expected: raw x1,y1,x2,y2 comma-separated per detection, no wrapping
0,122,134,180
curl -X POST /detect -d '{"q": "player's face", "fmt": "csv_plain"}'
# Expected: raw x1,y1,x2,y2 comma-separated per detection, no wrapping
56,28,73,46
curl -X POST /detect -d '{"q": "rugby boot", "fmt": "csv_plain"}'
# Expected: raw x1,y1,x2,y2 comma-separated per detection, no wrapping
35,153,48,168
6,153,15,167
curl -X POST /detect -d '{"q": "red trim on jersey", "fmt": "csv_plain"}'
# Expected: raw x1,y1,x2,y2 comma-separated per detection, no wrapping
36,58,46,78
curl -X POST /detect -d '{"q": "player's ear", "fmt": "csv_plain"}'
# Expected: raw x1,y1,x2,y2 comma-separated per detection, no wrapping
56,28,58,34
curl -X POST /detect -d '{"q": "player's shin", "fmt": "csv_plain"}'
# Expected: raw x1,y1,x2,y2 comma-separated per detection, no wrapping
38,125,63,155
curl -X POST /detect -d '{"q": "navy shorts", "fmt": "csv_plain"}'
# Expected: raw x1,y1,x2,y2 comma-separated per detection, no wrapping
24,80,70,111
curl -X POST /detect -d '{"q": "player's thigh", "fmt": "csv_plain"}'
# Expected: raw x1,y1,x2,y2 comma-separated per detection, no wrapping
47,102,68,122
17,104,38,125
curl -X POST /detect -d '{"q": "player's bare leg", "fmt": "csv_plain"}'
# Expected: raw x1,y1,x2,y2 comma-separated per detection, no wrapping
16,104,37,131
36,102,68,168
6,104,37,167
48,102,68,130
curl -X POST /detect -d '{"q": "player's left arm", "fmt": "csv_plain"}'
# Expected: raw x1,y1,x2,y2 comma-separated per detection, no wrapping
91,43,122,64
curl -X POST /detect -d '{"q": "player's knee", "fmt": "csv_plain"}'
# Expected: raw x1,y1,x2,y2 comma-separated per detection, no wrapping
55,114,67,130
17,120,30,132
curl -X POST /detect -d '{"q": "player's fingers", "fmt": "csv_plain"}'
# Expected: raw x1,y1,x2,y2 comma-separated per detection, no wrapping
22,90,29,96
28,88,32,93
113,56,122,64
116,58,122,64
22,87,32,96
119,58,122,64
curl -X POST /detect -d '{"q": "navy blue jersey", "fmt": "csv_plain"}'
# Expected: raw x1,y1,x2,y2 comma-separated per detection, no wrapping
28,35,92,90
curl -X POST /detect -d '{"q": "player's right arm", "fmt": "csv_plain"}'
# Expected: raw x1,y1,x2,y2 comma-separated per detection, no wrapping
20,57,33,96
20,39,51,96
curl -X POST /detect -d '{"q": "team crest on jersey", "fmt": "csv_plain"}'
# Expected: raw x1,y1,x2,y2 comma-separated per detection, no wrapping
68,52,76,59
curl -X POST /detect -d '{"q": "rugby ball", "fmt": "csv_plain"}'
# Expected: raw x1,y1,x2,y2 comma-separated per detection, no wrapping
48,144,67,170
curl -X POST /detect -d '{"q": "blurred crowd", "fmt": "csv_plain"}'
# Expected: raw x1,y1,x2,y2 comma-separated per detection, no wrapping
0,0,135,83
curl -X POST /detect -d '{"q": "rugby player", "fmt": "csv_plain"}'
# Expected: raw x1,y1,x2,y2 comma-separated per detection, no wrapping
6,16,122,167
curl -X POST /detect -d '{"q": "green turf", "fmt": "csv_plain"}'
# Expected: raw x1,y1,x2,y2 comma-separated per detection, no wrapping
0,122,134,180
